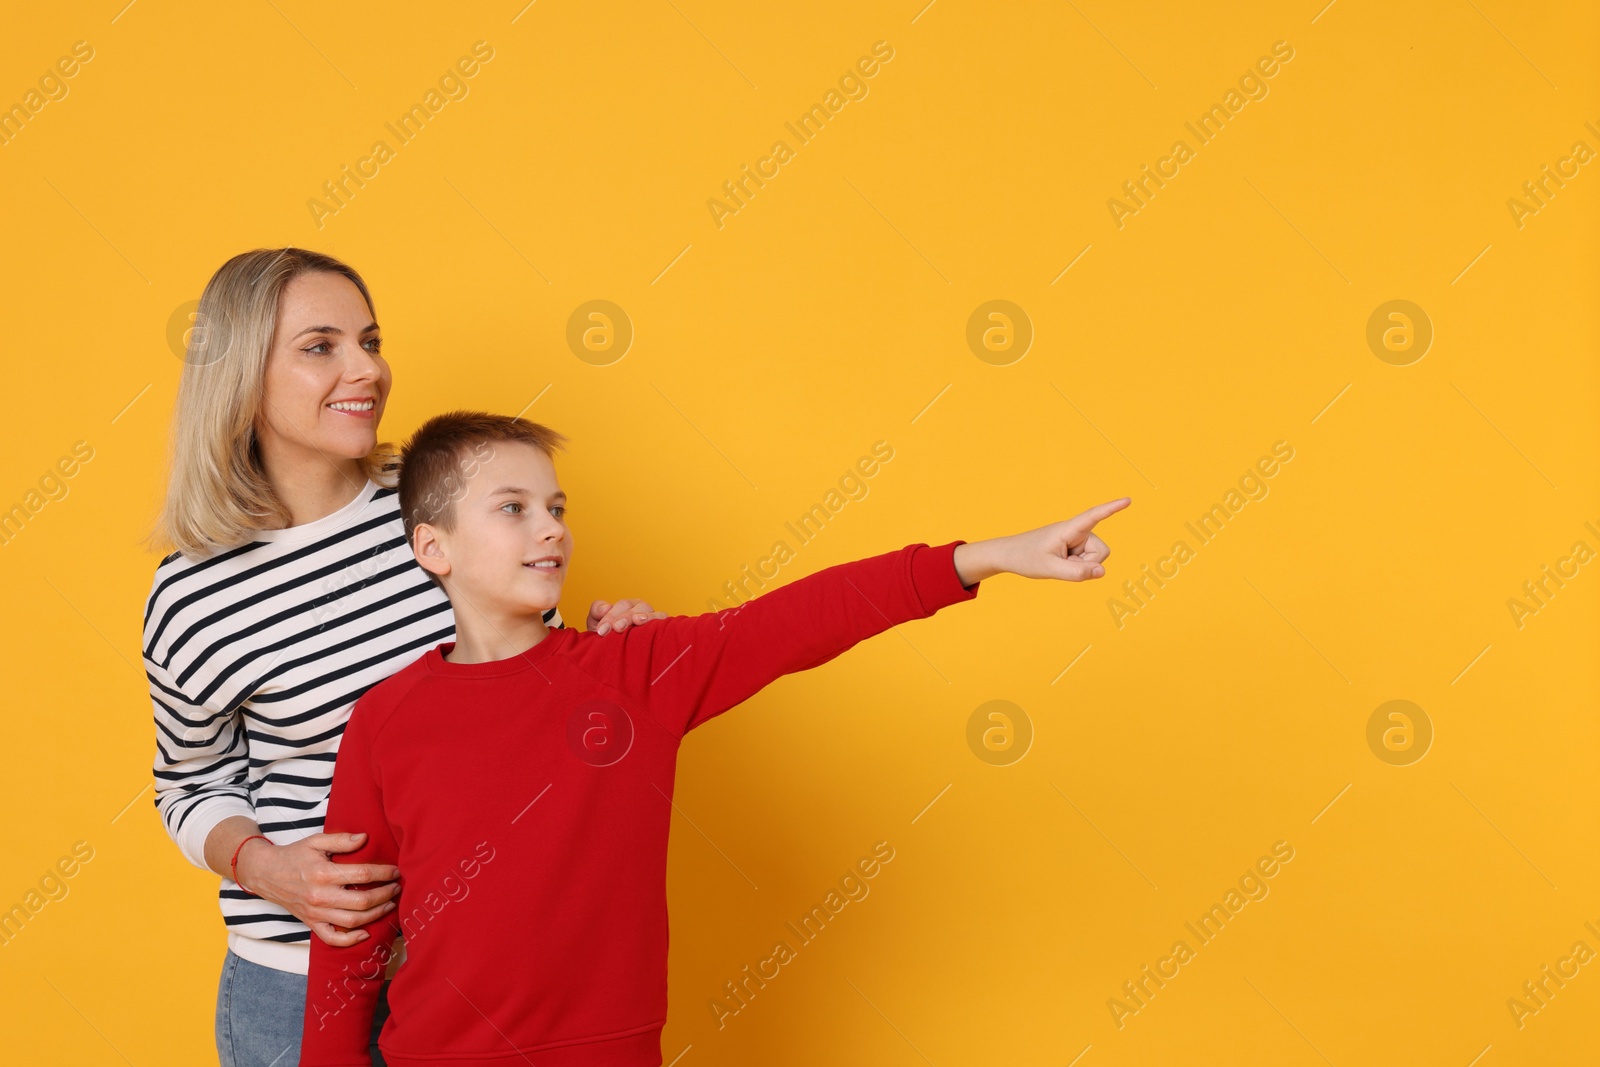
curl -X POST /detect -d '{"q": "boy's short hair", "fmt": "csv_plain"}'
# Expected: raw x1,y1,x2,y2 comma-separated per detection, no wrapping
398,410,568,546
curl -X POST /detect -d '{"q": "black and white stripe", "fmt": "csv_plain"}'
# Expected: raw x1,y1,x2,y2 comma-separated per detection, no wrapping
144,479,561,973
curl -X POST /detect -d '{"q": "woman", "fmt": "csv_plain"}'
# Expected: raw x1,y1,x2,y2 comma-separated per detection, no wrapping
144,247,664,1066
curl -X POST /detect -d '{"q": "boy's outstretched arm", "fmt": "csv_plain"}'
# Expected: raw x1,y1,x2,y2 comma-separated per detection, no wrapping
604,498,1130,737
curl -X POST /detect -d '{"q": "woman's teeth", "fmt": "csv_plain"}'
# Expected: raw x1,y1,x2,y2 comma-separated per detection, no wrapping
328,400,374,412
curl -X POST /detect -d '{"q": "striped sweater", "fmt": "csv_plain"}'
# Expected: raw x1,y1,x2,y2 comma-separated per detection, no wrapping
143,479,562,974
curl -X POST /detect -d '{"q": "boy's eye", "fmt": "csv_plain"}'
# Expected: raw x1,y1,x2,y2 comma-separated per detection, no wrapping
498,501,562,517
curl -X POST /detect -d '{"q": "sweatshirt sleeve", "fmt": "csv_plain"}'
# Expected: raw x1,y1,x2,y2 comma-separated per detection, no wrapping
613,541,979,737
146,647,256,873
300,699,404,1066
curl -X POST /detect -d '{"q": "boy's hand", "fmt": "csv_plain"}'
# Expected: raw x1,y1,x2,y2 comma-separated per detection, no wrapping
953,498,1131,586
588,598,669,635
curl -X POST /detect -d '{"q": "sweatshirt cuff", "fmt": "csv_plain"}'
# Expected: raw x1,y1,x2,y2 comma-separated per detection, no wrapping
910,541,982,615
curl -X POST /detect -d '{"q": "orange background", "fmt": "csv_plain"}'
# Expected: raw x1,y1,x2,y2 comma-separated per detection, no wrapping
0,1,1596,1063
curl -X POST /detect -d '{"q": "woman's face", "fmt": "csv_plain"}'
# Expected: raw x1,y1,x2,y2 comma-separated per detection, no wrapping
256,270,391,467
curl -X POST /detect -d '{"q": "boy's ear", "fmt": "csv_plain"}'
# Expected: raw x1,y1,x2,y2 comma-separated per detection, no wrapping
412,523,452,580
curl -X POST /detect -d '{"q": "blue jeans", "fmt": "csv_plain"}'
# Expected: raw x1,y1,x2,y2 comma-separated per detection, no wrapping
216,948,390,1066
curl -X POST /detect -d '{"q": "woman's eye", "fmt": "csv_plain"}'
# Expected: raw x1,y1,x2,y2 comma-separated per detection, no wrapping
304,341,332,355
364,337,383,352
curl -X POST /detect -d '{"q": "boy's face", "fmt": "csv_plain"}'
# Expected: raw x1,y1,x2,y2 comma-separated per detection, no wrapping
416,440,570,616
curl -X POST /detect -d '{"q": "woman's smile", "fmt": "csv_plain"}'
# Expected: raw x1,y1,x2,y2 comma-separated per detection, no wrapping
326,395,377,419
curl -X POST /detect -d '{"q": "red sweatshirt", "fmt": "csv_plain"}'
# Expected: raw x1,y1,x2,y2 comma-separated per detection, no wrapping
299,541,980,1066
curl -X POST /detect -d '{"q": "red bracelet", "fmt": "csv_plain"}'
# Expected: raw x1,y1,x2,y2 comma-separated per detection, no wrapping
230,834,270,894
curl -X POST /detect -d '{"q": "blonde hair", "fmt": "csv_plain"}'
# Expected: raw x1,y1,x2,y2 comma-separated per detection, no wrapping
153,248,396,558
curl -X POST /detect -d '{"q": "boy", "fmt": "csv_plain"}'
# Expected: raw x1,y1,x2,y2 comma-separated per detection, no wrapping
300,411,1128,1066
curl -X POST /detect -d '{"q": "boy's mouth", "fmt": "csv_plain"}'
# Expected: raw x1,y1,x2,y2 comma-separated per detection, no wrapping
526,556,563,574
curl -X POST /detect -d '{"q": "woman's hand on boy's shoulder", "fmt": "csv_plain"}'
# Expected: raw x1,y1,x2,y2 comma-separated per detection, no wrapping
588,598,670,635
954,497,1131,586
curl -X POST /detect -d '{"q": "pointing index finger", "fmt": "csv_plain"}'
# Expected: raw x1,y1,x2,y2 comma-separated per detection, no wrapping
1069,497,1132,533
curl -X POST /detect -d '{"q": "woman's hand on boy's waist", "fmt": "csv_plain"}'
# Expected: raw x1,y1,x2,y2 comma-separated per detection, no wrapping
232,826,401,947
